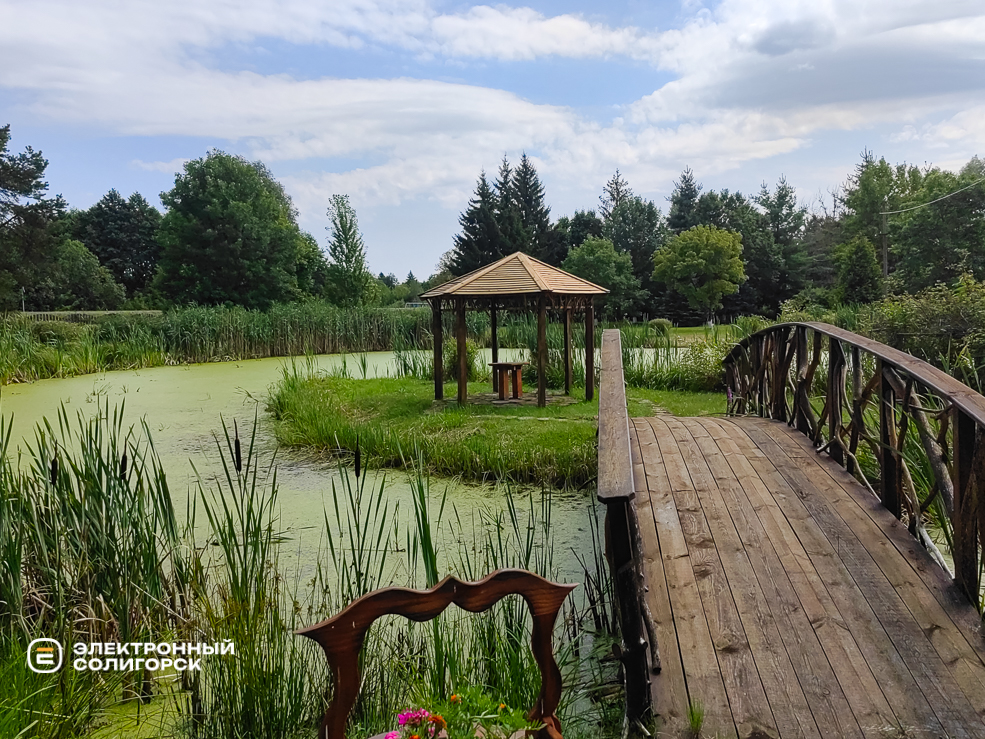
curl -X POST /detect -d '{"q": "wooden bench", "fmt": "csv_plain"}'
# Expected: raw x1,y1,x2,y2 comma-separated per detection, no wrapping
297,569,576,739
489,362,529,400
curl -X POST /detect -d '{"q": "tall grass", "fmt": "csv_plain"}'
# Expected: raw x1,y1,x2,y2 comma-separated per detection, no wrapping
0,305,440,384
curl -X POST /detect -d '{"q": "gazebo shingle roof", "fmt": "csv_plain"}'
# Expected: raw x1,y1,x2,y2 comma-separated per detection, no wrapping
420,252,608,299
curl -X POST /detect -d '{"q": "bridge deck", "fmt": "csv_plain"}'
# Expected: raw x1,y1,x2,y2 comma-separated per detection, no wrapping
631,415,985,739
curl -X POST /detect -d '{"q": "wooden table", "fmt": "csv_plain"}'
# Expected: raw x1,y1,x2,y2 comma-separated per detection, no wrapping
489,361,529,400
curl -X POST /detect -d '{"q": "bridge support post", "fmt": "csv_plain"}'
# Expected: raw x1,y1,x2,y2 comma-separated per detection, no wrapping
828,338,845,466
952,409,982,601
879,359,902,519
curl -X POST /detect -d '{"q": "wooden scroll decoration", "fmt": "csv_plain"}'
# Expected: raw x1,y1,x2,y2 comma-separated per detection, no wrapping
297,568,578,739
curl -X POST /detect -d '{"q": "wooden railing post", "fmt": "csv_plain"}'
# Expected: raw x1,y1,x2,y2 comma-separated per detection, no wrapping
750,334,762,415
794,326,810,435
847,346,862,475
828,338,845,466
952,408,981,601
879,359,902,519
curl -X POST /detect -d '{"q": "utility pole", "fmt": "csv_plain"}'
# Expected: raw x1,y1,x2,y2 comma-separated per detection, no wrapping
881,212,889,277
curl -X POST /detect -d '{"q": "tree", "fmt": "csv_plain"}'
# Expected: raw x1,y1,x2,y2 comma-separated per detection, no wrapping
667,168,702,234
652,225,746,323
155,150,303,309
599,170,633,221
755,176,809,297
493,157,526,253
50,240,126,309
563,237,644,318
447,171,510,275
325,194,374,307
74,189,162,296
890,164,985,292
0,124,65,310
513,153,552,259
295,231,330,298
835,236,883,304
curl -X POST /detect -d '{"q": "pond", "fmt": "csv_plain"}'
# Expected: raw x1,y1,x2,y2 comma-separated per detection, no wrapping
0,349,597,584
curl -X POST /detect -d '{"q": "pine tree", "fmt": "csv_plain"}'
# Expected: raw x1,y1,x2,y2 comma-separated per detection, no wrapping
447,171,509,275
600,170,633,221
668,168,702,234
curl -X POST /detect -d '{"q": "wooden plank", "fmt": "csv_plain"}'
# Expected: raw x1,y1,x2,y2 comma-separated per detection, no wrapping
633,419,738,739
431,300,443,400
648,417,775,739
760,420,985,720
667,417,822,739
630,422,688,728
742,419,981,739
597,330,633,502
702,418,897,737
763,418,985,662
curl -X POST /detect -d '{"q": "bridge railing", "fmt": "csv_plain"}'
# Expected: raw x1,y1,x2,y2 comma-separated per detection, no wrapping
596,328,652,725
724,321,985,604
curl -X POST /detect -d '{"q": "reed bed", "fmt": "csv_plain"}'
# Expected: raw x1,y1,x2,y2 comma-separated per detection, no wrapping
1,403,619,739
0,305,441,384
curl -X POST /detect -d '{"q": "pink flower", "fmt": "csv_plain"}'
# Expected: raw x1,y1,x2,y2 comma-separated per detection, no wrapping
386,732,399,739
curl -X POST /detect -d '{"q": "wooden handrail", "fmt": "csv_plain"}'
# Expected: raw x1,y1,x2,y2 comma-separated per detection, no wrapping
297,569,576,739
598,329,634,502
724,321,985,604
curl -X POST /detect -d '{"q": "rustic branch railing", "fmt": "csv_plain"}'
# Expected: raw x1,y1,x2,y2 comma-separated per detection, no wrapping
724,322,985,605
597,328,653,726
298,569,576,739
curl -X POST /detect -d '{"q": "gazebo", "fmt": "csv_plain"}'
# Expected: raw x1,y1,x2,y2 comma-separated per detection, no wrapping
420,252,608,408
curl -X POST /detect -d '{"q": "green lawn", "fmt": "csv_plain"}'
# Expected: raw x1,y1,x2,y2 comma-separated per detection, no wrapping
268,374,723,488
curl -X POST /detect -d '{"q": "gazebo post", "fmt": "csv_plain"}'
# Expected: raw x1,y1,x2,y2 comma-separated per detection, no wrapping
585,300,595,401
490,304,498,392
457,300,468,405
563,307,572,395
432,299,443,400
537,295,547,408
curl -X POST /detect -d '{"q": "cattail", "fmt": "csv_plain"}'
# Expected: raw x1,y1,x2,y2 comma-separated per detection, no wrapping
234,419,242,473
355,434,361,479
50,443,58,486
120,451,128,481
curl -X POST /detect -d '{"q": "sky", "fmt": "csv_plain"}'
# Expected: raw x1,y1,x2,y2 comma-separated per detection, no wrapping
2,0,984,279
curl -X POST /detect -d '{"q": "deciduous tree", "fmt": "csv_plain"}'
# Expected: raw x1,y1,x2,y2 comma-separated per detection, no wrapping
155,150,302,309
563,237,644,318
325,194,374,307
652,225,745,324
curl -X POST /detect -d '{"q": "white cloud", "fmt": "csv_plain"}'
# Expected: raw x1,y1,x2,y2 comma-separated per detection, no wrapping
131,158,190,173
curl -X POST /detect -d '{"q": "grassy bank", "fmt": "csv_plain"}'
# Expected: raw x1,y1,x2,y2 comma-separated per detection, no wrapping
268,370,723,487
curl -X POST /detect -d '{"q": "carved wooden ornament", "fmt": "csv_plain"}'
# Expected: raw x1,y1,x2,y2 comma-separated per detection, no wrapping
297,568,578,739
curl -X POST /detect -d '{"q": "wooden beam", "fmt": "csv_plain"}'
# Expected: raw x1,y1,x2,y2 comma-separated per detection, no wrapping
879,359,901,519
537,295,547,407
563,308,572,395
457,301,468,405
490,305,499,392
952,408,980,601
585,301,595,401
432,300,443,400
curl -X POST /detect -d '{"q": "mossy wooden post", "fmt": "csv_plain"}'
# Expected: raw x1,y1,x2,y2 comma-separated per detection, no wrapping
585,301,595,401
878,358,901,519
563,308,572,395
457,301,468,405
432,299,443,400
491,304,499,392
952,408,981,601
537,295,547,407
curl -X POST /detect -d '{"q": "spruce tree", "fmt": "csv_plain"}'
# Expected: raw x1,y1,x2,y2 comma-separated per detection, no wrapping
493,156,527,254
447,171,509,275
668,168,702,234
600,170,633,221
513,153,552,258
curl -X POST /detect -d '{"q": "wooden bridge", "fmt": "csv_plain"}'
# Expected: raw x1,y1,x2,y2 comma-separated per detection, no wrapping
597,325,985,739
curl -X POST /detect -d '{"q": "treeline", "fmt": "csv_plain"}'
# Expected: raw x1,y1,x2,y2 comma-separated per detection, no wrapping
0,126,434,312
445,152,985,323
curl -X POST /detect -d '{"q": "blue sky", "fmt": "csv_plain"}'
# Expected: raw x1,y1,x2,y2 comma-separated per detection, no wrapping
2,0,984,278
